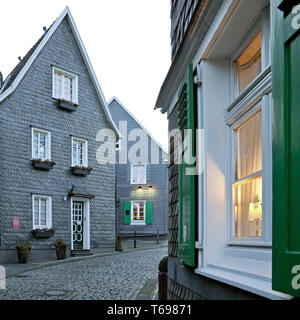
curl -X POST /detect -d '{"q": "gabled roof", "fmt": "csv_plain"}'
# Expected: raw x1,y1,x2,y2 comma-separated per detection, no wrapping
0,7,120,137
108,96,168,157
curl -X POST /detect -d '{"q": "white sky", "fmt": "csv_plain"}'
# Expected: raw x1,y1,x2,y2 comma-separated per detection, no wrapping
0,0,171,150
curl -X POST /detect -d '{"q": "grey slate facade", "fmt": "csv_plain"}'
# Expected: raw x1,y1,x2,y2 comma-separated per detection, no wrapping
109,98,168,238
0,9,117,263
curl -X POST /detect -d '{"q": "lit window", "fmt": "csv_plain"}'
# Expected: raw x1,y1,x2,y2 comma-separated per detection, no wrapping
131,164,147,184
52,67,78,104
72,137,88,167
32,128,51,160
233,111,262,238
235,32,262,94
33,195,52,229
131,201,145,224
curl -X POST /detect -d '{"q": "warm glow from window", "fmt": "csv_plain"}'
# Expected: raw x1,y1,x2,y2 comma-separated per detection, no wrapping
236,32,262,93
234,111,263,238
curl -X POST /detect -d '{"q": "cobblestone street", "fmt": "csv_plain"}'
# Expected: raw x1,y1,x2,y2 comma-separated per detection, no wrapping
0,247,167,300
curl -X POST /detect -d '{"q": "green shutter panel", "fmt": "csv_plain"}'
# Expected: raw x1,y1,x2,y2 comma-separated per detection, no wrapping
178,63,196,267
146,201,153,225
272,0,300,297
124,201,131,225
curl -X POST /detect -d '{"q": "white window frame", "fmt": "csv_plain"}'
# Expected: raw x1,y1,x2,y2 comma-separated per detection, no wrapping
31,127,51,161
71,137,88,167
130,164,147,184
32,195,52,229
52,67,78,104
229,7,270,102
131,201,146,225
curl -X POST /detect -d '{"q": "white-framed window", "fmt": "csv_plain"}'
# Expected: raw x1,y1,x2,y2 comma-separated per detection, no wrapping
52,67,78,104
232,109,263,239
131,164,147,184
31,128,51,160
32,195,52,229
71,137,88,167
131,201,146,225
230,8,270,100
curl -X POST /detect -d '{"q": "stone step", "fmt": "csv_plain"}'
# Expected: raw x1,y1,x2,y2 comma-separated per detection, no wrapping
71,250,94,257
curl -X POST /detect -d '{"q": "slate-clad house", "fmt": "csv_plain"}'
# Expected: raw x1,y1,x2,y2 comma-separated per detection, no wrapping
0,7,119,263
155,0,300,299
108,97,168,239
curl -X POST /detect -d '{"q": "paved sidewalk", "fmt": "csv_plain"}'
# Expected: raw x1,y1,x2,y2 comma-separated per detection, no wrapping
3,239,167,278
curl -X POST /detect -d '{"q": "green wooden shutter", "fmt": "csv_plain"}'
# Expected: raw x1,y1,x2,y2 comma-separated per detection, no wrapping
178,63,196,267
272,0,300,297
124,201,131,225
146,201,153,225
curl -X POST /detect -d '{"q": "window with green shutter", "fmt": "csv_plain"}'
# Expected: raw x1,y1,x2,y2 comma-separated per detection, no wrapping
178,63,196,267
272,0,300,297
124,201,131,225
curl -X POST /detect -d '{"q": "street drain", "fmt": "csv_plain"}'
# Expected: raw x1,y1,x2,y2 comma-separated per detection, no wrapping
45,289,68,297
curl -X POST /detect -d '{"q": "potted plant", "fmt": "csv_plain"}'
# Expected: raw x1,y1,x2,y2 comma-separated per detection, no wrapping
71,165,93,176
16,241,32,264
57,98,78,112
32,227,55,239
32,159,56,171
158,256,168,300
54,239,67,260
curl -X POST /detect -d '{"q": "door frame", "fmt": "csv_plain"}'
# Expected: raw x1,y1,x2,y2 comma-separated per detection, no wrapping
70,197,90,250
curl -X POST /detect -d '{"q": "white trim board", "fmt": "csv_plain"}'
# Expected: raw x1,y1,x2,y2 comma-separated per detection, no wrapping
108,96,168,156
0,7,120,139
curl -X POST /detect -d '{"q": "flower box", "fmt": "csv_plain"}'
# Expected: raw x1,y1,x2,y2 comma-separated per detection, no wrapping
32,159,56,171
71,166,93,176
32,228,55,239
57,99,78,112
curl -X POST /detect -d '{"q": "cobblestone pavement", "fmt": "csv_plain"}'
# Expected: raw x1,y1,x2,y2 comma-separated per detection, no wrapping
0,247,167,300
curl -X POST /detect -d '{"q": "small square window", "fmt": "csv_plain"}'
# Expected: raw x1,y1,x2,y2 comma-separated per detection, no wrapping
235,32,262,94
131,164,147,184
32,128,51,160
52,67,78,104
72,137,88,167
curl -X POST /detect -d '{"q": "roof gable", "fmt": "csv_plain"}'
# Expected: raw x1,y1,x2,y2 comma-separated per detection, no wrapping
0,7,119,137
108,96,167,156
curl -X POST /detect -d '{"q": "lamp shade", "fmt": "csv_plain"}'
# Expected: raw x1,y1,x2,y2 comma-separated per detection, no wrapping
248,202,262,221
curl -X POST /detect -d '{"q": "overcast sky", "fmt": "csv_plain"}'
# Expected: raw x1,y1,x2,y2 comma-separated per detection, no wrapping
0,0,171,150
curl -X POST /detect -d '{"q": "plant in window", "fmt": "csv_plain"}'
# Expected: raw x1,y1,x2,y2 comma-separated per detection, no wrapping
32,227,55,238
57,98,78,107
71,165,93,176
32,158,56,171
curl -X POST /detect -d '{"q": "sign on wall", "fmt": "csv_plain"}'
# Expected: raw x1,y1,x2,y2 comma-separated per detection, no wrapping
130,189,156,199
12,217,20,230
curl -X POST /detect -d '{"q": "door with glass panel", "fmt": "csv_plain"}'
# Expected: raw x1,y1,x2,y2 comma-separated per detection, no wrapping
72,201,84,249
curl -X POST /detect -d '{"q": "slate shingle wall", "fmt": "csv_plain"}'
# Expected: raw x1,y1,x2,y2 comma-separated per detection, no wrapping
0,17,115,251
109,100,168,236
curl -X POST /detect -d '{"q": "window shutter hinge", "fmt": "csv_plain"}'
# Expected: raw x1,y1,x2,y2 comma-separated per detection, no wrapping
194,75,202,87
195,241,203,249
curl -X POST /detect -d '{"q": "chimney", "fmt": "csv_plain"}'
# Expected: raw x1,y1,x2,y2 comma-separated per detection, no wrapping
18,56,22,62
0,72,3,90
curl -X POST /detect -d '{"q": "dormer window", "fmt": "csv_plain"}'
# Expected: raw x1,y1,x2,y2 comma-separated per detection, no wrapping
52,67,78,104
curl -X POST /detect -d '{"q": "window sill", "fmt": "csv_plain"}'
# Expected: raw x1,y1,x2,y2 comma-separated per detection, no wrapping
195,253,293,300
32,159,56,171
131,222,146,226
55,99,78,112
71,167,92,176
